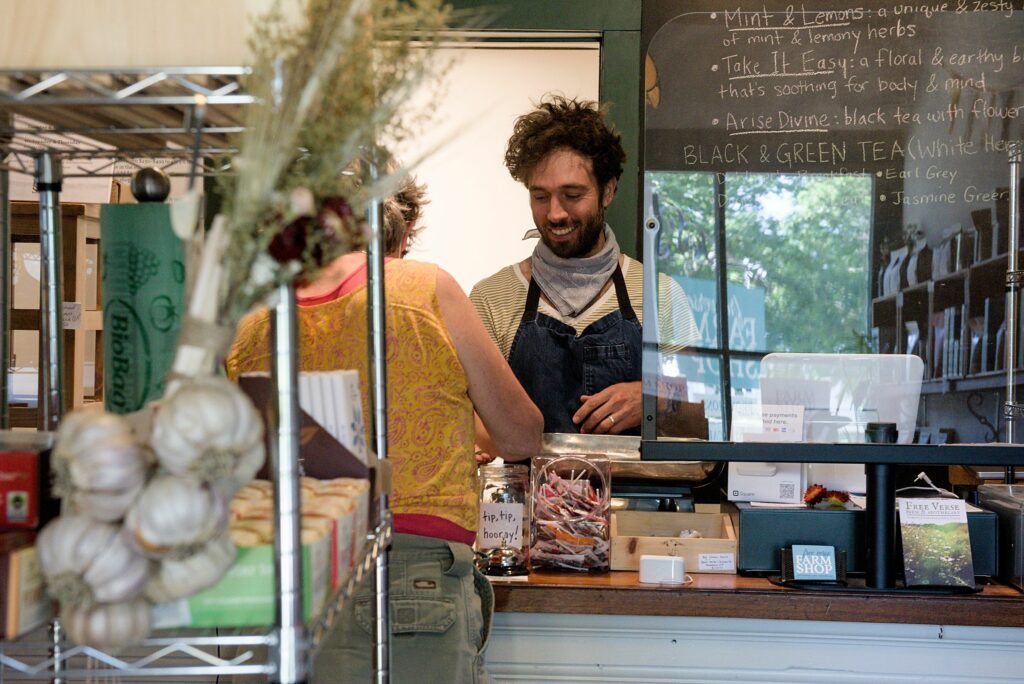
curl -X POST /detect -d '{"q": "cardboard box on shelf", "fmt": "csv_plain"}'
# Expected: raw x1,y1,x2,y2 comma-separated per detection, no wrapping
1,532,52,639
151,533,331,629
610,505,737,574
323,506,357,590
0,452,43,531
228,476,369,596
0,448,58,532
978,485,1024,590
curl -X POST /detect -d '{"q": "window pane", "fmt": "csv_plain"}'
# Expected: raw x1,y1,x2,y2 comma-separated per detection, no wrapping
657,351,724,441
648,171,719,348
726,173,873,354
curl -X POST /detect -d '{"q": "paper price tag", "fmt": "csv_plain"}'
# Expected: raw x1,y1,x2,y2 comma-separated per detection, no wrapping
62,302,82,330
698,553,736,572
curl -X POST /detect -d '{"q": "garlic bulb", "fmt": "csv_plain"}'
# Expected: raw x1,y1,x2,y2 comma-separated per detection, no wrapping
52,409,150,521
222,437,267,495
151,376,265,492
124,475,228,558
145,530,237,603
61,598,152,649
36,515,151,606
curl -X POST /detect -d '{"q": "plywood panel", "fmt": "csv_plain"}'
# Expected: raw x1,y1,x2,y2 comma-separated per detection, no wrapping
0,0,298,69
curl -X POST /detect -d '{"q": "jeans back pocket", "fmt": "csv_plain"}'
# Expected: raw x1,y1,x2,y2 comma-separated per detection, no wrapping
354,596,457,635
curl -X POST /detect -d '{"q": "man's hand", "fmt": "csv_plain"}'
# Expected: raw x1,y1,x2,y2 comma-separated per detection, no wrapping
573,381,642,434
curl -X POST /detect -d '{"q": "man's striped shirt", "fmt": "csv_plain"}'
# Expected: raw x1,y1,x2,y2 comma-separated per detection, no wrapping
469,254,699,359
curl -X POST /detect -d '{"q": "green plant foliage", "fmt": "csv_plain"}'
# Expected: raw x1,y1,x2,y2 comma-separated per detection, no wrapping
650,172,871,354
216,0,454,325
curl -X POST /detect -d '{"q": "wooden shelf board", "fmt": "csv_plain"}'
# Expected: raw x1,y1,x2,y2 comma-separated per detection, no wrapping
934,268,968,284
971,253,1009,271
922,370,1024,394
901,282,929,296
492,571,1023,628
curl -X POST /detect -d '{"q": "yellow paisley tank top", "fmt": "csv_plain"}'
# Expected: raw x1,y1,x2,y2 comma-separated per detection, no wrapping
226,260,478,533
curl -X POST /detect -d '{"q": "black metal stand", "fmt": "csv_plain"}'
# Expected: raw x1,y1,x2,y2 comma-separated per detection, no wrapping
644,439,1023,594
767,575,981,595
865,463,896,589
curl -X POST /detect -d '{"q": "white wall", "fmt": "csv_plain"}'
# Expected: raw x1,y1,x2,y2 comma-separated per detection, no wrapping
487,612,1024,683
396,45,600,293
6,44,600,296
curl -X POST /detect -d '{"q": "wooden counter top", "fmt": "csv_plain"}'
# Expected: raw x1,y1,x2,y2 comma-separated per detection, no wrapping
490,571,1024,628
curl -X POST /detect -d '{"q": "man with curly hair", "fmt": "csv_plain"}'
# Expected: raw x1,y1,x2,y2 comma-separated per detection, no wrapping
471,95,697,438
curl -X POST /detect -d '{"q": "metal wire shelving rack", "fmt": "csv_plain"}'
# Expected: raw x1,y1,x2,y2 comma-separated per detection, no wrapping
0,521,392,681
0,67,393,683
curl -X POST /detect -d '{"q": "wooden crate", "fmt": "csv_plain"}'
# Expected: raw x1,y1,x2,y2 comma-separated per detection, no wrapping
8,201,103,428
610,505,738,574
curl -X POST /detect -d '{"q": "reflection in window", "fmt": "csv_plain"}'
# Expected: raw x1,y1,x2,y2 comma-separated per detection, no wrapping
650,172,873,439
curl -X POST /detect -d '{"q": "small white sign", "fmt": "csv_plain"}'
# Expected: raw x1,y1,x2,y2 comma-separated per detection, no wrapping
759,404,804,442
478,502,523,549
698,553,736,572
62,302,82,330
791,545,837,581
731,404,803,443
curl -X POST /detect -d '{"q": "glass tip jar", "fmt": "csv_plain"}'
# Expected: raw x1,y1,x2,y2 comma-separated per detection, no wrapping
476,463,530,576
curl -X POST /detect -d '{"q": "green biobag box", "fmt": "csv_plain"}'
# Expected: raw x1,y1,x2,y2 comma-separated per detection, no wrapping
101,203,185,413
152,535,332,629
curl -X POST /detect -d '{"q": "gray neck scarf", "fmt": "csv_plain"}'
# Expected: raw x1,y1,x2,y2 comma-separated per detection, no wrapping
531,225,620,317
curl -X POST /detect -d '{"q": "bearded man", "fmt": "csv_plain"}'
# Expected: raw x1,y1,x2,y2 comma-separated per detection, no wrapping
470,95,697,437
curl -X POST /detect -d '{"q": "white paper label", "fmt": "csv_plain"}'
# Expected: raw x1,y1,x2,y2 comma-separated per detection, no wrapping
731,403,803,443
478,502,523,549
62,302,82,330
698,553,736,572
759,404,804,442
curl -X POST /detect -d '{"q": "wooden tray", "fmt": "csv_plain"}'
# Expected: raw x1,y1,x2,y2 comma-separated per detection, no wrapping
611,505,738,574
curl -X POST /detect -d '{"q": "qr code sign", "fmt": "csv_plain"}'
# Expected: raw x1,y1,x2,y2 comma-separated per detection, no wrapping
779,483,796,501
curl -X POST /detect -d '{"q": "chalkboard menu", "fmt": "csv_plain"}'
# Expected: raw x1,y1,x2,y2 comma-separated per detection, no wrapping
643,2,1024,442
644,1,1022,251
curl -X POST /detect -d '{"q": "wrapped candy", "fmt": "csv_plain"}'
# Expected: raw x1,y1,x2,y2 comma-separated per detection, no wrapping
530,454,610,572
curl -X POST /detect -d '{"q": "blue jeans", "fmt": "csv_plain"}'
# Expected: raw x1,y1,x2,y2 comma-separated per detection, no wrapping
314,533,494,683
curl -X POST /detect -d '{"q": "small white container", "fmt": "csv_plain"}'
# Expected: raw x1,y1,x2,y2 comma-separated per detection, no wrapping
638,554,685,585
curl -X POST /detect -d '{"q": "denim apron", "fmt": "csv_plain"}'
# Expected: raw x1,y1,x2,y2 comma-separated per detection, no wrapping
508,265,642,434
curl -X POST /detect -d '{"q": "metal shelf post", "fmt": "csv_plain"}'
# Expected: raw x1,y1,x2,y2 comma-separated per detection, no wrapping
366,169,391,684
1006,141,1022,483
270,281,308,684
0,110,10,428
1,67,393,682
34,152,65,431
